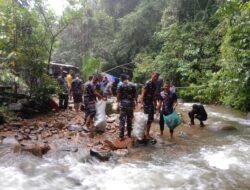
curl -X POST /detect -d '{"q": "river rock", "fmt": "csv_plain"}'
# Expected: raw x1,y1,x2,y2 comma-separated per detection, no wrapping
24,128,31,134
113,149,129,157
53,122,65,130
104,138,134,150
90,148,111,161
0,136,6,144
60,147,78,152
1,137,18,145
207,124,237,132
13,143,50,157
68,124,82,132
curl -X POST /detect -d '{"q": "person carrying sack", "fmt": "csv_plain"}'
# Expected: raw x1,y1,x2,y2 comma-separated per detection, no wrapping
157,82,178,139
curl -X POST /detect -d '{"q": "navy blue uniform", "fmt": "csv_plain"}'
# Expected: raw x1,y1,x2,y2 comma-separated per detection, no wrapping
117,82,137,138
143,80,157,123
71,78,83,103
57,76,69,109
84,82,97,118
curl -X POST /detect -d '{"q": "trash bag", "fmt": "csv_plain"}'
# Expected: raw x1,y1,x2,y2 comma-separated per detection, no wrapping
163,111,181,130
94,100,107,132
133,112,148,140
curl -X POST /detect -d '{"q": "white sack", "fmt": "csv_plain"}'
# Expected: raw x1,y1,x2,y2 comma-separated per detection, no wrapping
94,100,107,132
133,112,148,140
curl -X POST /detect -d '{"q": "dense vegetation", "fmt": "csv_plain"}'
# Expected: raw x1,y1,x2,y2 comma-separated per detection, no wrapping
0,0,249,111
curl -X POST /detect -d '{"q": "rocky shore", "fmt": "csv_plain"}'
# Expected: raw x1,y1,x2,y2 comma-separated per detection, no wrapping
0,102,238,161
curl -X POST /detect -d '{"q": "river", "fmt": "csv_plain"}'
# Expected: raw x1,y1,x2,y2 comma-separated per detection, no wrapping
0,103,250,190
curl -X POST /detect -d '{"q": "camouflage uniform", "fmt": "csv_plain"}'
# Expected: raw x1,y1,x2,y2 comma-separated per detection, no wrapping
84,82,97,118
143,80,157,123
117,82,137,138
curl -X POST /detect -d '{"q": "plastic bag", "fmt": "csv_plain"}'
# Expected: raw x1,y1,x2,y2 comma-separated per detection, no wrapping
94,100,107,132
163,111,181,129
133,112,148,140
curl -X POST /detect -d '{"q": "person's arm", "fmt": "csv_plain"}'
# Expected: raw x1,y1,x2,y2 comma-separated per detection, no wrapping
157,100,162,113
173,93,178,110
140,86,146,103
117,86,121,103
94,89,104,100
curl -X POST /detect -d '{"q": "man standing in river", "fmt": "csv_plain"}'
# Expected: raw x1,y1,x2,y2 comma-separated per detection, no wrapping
140,72,160,139
157,82,178,138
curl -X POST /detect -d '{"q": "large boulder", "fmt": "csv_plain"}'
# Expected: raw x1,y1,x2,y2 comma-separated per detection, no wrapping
90,148,111,161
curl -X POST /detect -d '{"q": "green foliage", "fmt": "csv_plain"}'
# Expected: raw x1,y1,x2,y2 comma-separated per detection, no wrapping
215,0,250,110
0,0,62,107
0,105,14,122
82,54,107,80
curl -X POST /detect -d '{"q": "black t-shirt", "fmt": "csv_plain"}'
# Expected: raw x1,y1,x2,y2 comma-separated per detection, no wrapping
71,78,82,95
143,80,156,104
159,91,177,115
84,82,96,101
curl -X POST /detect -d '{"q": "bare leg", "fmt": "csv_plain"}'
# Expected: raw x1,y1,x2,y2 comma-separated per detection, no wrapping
145,121,152,139
170,129,174,139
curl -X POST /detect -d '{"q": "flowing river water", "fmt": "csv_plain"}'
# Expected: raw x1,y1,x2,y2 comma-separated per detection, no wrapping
0,103,250,190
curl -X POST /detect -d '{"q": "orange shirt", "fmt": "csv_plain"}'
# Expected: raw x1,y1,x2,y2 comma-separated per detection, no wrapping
66,74,73,89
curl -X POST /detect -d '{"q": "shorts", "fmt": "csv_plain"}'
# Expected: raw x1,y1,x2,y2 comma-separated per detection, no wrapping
144,103,155,122
84,99,96,118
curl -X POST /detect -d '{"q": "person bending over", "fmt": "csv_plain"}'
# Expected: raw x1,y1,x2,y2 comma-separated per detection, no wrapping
188,104,207,127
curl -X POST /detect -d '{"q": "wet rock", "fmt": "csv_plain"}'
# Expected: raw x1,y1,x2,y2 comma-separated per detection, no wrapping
29,126,35,130
24,128,31,134
53,122,65,130
13,143,50,157
68,124,82,132
51,130,58,134
135,138,157,146
29,134,38,141
60,147,78,152
1,137,17,145
90,148,111,161
104,138,134,150
0,136,6,144
36,121,47,128
15,134,24,142
207,124,237,132
9,122,22,128
36,127,44,134
113,149,129,157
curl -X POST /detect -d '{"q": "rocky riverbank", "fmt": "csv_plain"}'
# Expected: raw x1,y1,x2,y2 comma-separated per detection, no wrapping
0,102,238,160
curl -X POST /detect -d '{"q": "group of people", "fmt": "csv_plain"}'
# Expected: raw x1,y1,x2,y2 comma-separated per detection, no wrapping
57,70,208,141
